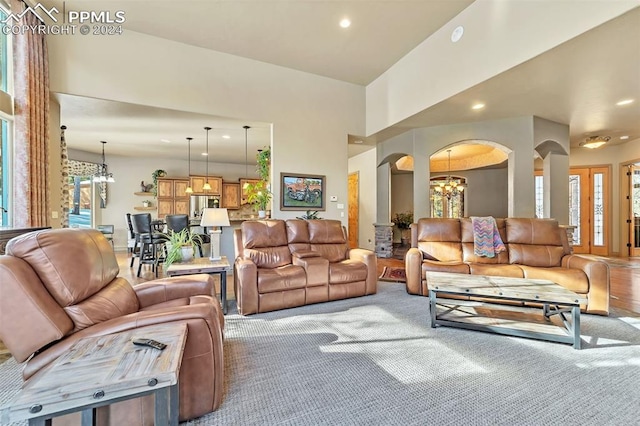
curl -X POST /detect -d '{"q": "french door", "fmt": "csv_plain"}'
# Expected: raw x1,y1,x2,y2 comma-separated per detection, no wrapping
628,164,640,257
569,167,609,255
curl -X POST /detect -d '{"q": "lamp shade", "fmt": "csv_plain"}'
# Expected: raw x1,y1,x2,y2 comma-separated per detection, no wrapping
200,208,230,227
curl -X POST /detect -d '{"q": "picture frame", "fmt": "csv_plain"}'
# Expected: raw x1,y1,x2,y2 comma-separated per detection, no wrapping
280,173,326,211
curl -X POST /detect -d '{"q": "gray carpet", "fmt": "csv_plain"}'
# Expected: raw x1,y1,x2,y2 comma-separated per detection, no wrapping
2,282,640,425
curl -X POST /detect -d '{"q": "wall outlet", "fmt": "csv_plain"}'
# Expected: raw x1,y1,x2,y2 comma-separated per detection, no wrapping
51,211,59,219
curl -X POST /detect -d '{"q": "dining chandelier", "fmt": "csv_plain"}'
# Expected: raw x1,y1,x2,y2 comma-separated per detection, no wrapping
434,149,464,199
92,141,115,183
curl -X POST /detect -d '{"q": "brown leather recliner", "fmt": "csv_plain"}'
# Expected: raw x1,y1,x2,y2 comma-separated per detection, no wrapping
234,219,376,315
0,228,225,425
405,217,610,315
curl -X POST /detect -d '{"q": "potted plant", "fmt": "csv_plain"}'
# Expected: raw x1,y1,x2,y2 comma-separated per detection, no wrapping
142,200,152,208
245,180,272,218
392,211,414,245
151,169,167,196
163,228,203,268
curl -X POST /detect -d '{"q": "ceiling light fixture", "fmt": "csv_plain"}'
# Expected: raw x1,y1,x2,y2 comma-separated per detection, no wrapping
185,137,193,194
580,135,610,149
340,18,351,28
432,149,464,199
203,127,212,191
222,135,231,139
616,99,634,106
92,141,115,183
620,135,630,140
472,103,485,110
451,25,464,43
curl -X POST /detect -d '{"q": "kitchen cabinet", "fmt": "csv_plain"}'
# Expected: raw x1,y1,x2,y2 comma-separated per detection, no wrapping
239,178,261,205
222,182,240,209
190,176,222,195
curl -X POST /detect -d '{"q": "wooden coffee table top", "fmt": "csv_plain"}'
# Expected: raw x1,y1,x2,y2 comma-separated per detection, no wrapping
166,256,231,276
426,271,587,306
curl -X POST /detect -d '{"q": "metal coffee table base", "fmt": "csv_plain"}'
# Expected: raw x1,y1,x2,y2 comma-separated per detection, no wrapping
430,291,582,349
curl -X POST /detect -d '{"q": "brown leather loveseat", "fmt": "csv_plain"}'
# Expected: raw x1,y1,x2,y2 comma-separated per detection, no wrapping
0,228,225,424
234,219,377,315
405,218,610,315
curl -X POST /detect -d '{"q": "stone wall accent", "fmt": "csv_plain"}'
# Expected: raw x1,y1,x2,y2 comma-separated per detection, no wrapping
374,223,394,258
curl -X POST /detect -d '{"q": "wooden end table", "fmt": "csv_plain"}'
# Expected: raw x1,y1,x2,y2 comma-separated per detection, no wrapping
166,256,231,314
1,323,188,425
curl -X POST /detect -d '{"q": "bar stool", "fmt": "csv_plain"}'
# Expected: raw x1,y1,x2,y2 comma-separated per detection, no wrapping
165,214,208,257
131,213,168,277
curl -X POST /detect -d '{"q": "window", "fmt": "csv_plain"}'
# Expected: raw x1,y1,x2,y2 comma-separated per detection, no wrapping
0,4,12,226
430,176,465,218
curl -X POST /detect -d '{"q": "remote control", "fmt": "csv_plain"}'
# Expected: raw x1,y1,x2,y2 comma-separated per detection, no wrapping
132,338,167,350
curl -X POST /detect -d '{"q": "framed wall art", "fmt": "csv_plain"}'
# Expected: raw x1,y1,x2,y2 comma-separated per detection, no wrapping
280,173,326,211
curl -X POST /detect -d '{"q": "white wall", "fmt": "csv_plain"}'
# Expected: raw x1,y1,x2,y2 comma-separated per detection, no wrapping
348,148,377,251
366,0,637,134
47,29,365,225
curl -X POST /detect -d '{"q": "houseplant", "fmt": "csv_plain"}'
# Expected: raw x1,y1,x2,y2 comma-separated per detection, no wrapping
151,169,167,196
392,211,414,245
163,228,202,268
245,180,272,218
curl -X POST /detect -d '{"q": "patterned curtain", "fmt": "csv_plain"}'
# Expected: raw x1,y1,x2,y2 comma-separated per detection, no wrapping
10,0,50,227
60,126,69,227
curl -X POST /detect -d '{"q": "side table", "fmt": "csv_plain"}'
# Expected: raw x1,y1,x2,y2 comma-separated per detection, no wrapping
166,256,231,314
1,323,188,426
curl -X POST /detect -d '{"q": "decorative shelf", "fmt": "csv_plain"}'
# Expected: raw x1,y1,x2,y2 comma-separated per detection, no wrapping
134,192,153,196
133,206,156,211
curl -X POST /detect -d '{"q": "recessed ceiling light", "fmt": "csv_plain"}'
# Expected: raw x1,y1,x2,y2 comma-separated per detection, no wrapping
620,135,630,140
617,99,634,106
451,26,464,43
222,135,231,139
201,152,208,156
353,140,363,144
472,103,485,110
340,18,351,28
160,139,171,143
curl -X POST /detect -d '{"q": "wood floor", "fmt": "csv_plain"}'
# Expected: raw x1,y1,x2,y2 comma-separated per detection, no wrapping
1,252,637,364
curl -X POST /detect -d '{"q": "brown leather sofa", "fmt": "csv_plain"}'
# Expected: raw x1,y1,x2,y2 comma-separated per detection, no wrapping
0,228,225,425
233,219,377,315
405,218,610,315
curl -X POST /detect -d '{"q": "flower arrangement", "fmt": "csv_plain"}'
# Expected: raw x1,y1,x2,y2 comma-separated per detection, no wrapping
392,211,414,229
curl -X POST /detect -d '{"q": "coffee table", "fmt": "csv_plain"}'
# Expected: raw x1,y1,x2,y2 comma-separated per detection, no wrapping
166,256,231,314
426,271,588,349
1,323,187,426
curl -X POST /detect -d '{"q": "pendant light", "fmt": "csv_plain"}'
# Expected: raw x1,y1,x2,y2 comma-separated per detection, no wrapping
244,125,250,178
92,141,115,183
203,126,212,191
185,137,193,194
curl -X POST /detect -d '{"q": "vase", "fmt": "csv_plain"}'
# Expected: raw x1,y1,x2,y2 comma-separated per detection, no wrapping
258,210,267,219
180,246,193,262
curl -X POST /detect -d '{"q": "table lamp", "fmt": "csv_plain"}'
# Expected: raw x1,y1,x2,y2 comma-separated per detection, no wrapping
200,208,230,260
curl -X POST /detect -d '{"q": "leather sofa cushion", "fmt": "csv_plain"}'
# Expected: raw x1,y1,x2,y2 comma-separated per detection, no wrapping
258,265,307,293
64,278,140,332
417,218,461,242
307,220,346,244
329,260,368,284
7,228,119,307
418,241,462,262
469,263,524,278
520,266,589,294
461,218,507,242
509,244,564,267
461,243,509,264
244,247,293,269
421,260,469,276
506,218,562,245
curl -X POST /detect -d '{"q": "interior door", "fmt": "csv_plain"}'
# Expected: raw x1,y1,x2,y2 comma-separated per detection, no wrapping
569,167,610,255
629,164,640,257
348,172,359,249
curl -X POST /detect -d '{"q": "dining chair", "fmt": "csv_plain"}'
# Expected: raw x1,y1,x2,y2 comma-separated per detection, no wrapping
131,213,168,277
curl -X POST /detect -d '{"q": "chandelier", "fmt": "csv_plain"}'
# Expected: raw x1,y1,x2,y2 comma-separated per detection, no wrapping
433,149,464,199
93,141,115,183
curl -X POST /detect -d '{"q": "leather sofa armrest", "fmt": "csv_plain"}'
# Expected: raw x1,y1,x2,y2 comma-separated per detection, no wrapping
234,258,259,315
134,274,215,308
293,251,320,259
24,302,222,380
293,256,329,286
348,248,377,295
562,254,610,315
405,247,423,295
